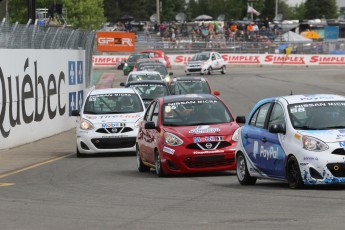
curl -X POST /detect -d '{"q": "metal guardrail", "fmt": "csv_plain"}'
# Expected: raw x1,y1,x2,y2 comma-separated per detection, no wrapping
0,20,96,87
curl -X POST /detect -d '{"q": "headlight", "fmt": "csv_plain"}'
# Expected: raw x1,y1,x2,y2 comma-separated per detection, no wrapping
164,132,183,146
134,118,143,128
124,63,128,66
165,76,170,82
232,127,241,142
302,136,328,151
80,118,94,130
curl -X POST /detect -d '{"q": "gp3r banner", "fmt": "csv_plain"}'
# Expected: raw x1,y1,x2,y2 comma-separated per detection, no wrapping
96,32,135,52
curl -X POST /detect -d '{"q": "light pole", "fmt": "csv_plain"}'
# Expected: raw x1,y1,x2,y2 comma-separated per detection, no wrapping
275,0,278,20
156,0,160,24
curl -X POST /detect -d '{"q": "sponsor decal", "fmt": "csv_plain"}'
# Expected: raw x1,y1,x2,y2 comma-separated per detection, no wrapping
189,125,220,134
193,136,224,143
300,163,309,166
339,141,345,148
69,60,84,116
163,146,175,155
193,149,224,154
253,141,279,160
102,123,125,128
294,133,302,140
303,157,318,161
102,135,128,138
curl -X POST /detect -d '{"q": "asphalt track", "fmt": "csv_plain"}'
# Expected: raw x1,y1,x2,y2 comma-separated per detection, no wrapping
1,66,345,230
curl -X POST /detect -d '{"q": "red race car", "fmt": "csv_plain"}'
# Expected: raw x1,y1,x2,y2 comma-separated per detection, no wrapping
139,50,171,68
136,94,242,176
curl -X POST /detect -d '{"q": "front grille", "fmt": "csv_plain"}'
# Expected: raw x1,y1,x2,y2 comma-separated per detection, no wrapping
188,68,202,72
332,148,345,155
186,141,231,150
327,163,345,177
96,127,133,134
91,137,136,149
184,155,234,168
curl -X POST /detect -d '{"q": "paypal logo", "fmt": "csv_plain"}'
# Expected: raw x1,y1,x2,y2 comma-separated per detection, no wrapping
253,141,279,160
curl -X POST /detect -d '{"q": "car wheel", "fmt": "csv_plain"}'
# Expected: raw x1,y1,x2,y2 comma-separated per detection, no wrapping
286,156,304,189
208,67,212,75
76,146,85,158
155,150,165,177
236,152,257,185
221,66,226,74
136,145,150,172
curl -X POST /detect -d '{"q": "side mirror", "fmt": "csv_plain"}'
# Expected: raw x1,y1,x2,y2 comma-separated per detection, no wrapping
236,116,246,124
71,110,80,116
144,121,156,129
120,82,125,87
269,124,285,134
169,72,173,76
213,90,220,96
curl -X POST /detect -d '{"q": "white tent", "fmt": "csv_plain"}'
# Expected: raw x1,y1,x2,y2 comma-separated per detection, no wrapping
280,31,313,42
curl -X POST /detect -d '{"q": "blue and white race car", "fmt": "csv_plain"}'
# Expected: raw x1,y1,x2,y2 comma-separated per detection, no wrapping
235,94,345,188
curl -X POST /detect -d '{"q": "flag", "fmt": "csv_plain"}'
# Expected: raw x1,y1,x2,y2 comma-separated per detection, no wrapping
247,5,260,16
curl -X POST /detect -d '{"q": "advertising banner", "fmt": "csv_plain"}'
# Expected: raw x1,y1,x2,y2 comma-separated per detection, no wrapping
96,32,135,52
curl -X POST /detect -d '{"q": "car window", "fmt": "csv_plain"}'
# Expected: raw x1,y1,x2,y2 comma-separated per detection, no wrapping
192,53,210,61
83,93,143,114
173,80,211,94
215,53,221,59
129,84,169,99
250,103,271,128
163,99,232,126
151,102,160,125
268,103,285,128
139,65,167,75
127,73,162,82
144,101,156,121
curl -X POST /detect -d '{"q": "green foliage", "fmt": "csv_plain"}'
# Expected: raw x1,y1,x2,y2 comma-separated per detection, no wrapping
304,0,338,19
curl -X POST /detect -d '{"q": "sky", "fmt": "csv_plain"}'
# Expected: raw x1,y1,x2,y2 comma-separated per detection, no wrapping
286,0,345,7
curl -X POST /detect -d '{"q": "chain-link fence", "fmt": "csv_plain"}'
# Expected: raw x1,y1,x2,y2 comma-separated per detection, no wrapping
0,20,95,87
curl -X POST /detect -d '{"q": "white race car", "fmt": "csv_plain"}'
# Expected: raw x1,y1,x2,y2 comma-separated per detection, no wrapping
71,88,145,157
235,94,345,188
185,52,226,75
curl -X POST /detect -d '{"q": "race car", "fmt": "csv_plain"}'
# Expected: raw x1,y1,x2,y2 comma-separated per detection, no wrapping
136,94,241,176
120,70,163,86
71,88,145,157
235,94,345,188
139,50,171,68
185,52,226,75
123,53,150,75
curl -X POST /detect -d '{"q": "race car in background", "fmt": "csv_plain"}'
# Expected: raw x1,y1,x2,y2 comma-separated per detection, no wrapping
139,49,171,68
185,51,226,75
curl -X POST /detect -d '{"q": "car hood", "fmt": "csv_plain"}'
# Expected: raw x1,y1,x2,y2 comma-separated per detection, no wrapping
298,129,345,143
163,123,239,138
83,112,144,123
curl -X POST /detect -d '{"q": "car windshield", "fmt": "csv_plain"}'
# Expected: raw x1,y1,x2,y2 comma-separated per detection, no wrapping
129,84,169,99
128,73,162,82
127,53,149,62
191,53,210,61
83,93,143,114
172,80,211,94
163,99,232,126
288,101,345,130
139,65,167,75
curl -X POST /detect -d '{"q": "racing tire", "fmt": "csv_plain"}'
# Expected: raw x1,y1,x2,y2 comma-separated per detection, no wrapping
155,150,165,177
136,145,150,172
208,67,212,75
236,152,257,185
76,146,85,158
286,156,304,189
221,66,226,74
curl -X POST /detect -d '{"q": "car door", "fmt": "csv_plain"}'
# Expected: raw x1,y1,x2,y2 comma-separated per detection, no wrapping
139,101,155,159
241,102,286,178
214,52,222,69
145,101,160,164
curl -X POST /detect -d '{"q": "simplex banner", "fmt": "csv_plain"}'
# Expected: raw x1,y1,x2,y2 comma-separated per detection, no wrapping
93,54,345,67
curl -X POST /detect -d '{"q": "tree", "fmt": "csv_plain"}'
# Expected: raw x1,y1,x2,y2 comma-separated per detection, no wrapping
304,0,338,19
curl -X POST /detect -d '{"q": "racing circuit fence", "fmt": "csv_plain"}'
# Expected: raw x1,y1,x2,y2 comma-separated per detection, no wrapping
0,20,96,87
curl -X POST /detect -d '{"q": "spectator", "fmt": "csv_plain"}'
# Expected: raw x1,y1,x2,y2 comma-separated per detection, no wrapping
159,23,166,37
263,17,270,30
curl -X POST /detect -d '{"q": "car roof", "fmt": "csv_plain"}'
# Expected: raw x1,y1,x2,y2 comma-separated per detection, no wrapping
89,87,137,96
129,70,161,75
280,94,345,104
126,80,167,86
173,76,207,82
162,94,217,103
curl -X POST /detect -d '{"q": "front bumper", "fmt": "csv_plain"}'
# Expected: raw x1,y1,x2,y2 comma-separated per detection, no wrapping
159,145,236,174
76,128,138,154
